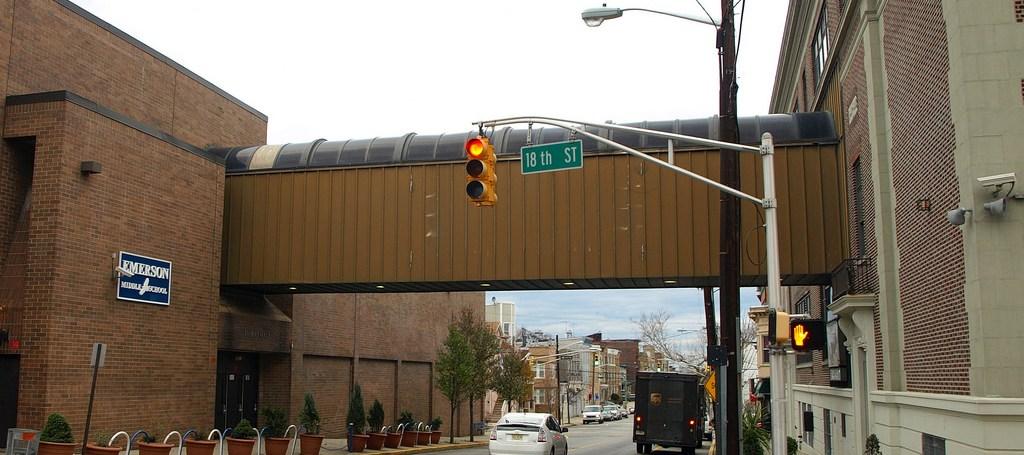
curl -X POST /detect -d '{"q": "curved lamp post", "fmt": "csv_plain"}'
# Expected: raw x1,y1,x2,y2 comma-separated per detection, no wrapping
581,6,719,27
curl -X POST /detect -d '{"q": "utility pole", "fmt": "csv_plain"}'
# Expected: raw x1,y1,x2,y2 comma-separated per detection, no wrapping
556,335,562,422
718,0,741,453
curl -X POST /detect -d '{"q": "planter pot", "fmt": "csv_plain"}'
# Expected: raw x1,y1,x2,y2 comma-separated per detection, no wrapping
431,431,441,444
85,445,122,455
225,438,255,455
348,435,368,453
383,433,402,449
416,431,431,445
38,442,76,455
366,434,386,451
138,442,174,455
298,434,323,455
400,431,417,447
184,439,217,455
264,438,291,455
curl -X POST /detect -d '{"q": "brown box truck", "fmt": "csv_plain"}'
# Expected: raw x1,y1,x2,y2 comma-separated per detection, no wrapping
632,371,706,454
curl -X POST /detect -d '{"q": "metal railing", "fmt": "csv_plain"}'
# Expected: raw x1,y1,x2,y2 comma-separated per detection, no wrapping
831,257,876,299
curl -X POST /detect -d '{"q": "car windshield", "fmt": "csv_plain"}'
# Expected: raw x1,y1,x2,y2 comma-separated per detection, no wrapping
496,423,539,432
584,406,601,412
604,406,616,410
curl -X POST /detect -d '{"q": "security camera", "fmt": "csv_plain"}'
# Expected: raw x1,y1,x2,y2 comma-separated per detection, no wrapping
115,265,135,278
946,207,971,226
983,198,1006,216
977,172,1015,188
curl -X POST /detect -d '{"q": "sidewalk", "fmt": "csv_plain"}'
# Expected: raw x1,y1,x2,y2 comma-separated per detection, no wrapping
316,437,487,454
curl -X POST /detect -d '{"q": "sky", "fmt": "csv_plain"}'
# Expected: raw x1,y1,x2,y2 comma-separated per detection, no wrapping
71,0,787,340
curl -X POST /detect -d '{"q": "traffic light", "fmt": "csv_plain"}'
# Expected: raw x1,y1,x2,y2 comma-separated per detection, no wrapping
593,356,600,368
789,319,826,352
465,135,497,206
767,309,791,345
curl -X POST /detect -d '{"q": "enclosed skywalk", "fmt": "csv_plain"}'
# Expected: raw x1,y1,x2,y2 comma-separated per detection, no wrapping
216,113,847,293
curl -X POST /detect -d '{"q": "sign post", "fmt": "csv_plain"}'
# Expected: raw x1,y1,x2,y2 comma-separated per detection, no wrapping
82,343,107,454
521,140,583,174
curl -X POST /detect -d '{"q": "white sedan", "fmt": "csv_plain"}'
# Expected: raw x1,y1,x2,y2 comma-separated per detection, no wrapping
489,412,569,455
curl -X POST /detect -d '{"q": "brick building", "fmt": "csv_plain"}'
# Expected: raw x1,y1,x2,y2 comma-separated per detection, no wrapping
0,0,478,443
764,1,1024,454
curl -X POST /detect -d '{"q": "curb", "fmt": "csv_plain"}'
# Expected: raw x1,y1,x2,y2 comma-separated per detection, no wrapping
318,441,488,455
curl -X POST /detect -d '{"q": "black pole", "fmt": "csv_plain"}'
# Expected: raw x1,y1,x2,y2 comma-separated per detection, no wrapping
555,335,561,422
81,344,102,454
718,0,741,453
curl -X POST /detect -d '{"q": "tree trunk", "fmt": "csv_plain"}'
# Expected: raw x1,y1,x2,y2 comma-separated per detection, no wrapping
469,396,475,442
449,404,456,443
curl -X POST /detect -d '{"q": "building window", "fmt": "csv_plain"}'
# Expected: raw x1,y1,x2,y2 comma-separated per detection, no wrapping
795,293,813,364
922,434,945,455
761,336,771,364
841,413,847,438
535,363,545,378
534,389,544,404
812,4,830,87
852,158,866,257
801,403,814,447
503,322,512,336
821,286,832,361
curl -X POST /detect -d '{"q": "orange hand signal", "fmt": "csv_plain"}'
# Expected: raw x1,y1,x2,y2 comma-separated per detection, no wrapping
793,324,809,347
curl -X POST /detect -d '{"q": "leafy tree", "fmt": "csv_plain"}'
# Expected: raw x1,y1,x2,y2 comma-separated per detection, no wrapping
865,434,881,455
300,393,321,434
367,400,385,433
610,393,622,404
436,324,473,443
40,413,74,443
491,347,532,412
455,308,500,442
347,384,367,434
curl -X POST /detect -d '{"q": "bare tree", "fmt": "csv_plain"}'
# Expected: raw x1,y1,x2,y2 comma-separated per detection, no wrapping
634,310,759,374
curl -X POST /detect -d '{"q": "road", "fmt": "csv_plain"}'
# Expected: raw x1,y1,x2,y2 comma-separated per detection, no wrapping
430,417,711,455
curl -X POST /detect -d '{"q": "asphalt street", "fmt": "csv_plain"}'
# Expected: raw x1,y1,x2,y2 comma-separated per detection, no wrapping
429,417,711,455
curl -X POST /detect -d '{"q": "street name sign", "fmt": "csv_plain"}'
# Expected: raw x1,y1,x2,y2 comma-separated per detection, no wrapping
521,140,583,174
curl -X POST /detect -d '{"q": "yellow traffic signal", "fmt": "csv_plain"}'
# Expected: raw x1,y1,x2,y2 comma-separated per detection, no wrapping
465,136,497,206
768,309,790,345
789,319,826,352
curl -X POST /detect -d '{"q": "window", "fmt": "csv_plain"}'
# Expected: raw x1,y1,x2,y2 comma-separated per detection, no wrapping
762,336,771,364
503,322,512,336
841,413,847,438
534,389,544,403
802,403,814,447
535,363,545,378
922,434,946,455
821,286,832,361
852,158,867,257
812,4,830,86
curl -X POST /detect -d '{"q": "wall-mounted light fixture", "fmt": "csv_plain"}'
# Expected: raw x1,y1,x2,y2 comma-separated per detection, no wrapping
946,207,972,226
80,160,102,175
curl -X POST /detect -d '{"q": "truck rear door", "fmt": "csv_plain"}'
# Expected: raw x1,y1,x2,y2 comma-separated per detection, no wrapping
647,379,686,443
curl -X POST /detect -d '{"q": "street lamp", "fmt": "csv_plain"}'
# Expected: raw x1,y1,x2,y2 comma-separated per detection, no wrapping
581,6,719,27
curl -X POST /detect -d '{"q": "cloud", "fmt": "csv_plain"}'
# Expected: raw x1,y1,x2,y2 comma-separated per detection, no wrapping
486,287,761,340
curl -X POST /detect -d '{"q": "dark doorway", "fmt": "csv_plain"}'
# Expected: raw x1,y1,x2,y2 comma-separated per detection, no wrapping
0,355,20,449
215,351,259,429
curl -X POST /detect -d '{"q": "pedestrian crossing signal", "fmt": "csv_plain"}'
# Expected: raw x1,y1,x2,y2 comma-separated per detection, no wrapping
768,309,790,345
790,319,826,352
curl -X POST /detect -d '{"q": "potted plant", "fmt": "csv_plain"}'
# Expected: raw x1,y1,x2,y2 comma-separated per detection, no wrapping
346,384,368,452
398,412,416,447
866,434,882,455
38,413,75,455
262,407,291,455
430,417,442,444
365,400,386,450
184,430,217,455
298,393,324,455
416,423,430,445
226,419,257,455
85,433,121,455
137,431,174,455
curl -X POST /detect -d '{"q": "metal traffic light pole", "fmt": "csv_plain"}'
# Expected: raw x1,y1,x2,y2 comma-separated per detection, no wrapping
474,116,787,453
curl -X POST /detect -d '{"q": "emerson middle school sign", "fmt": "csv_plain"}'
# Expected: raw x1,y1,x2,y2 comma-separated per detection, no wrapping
116,251,172,306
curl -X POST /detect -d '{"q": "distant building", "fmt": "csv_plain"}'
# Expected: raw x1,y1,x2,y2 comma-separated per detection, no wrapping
485,299,517,343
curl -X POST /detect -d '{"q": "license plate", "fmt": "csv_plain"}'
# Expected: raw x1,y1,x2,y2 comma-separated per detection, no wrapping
511,434,524,441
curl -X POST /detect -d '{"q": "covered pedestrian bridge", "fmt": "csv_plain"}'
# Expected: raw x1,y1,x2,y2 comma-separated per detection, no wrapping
216,113,847,293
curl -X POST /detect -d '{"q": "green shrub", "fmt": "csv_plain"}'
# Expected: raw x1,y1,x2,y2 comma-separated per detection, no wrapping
740,403,769,455
866,434,881,455
300,393,321,435
262,406,288,438
140,432,157,444
93,433,112,447
346,384,366,434
398,411,414,427
232,419,257,439
787,436,798,455
367,400,385,433
430,417,442,431
39,413,74,444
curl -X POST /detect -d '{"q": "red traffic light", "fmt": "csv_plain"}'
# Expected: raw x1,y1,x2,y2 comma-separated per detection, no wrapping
466,137,485,158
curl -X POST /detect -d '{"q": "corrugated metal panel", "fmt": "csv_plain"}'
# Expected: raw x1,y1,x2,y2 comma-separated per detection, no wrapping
222,144,847,291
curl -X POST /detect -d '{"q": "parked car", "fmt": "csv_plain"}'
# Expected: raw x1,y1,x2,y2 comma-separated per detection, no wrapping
603,405,620,421
617,406,629,419
489,412,568,455
582,405,604,424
